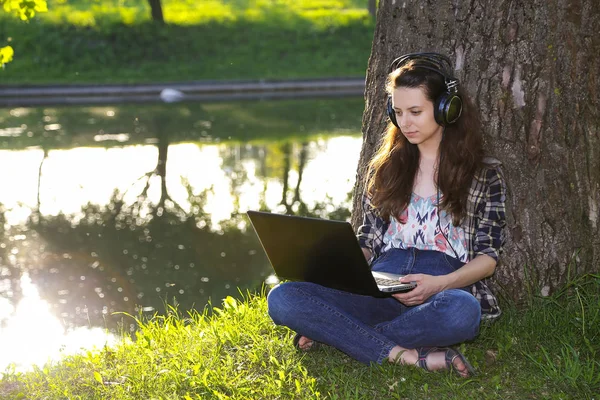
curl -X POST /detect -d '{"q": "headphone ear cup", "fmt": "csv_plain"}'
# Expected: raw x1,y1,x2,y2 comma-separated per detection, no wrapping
445,95,463,124
434,95,447,126
387,97,399,128
435,93,463,125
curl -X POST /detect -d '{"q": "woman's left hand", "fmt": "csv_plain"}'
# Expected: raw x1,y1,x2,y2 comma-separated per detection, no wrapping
392,274,445,306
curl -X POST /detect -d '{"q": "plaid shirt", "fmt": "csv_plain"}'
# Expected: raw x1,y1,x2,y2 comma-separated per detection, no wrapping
357,157,507,320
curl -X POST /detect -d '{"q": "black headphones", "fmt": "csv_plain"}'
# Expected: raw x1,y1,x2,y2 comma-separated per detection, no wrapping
386,52,463,127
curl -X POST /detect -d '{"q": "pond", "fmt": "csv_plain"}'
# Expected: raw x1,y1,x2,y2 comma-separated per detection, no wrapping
0,97,365,371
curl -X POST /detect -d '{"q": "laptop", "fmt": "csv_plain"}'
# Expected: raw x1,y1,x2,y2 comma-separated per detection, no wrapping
246,210,416,297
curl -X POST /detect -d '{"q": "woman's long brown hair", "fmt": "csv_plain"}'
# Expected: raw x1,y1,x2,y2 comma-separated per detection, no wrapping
367,61,484,226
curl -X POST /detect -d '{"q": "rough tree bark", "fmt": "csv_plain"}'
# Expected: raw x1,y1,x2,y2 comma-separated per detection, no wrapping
351,0,600,301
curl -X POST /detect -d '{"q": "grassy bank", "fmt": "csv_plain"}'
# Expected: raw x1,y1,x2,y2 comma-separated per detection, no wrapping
0,0,374,85
2,274,599,399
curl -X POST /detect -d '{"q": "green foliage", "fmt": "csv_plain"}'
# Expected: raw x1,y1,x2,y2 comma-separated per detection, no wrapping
1,275,599,399
37,0,367,25
0,45,13,67
0,0,48,67
0,0,373,83
1,0,47,20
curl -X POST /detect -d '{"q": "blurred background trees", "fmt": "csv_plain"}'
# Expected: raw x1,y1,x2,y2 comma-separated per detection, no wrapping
0,0,47,66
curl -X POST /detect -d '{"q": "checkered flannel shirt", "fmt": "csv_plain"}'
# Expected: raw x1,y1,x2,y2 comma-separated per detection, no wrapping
357,158,507,320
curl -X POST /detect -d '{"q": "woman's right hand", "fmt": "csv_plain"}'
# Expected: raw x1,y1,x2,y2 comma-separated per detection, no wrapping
392,274,444,306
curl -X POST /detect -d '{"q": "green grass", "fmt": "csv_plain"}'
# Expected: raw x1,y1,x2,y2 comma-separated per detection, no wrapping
2,274,599,399
0,0,375,84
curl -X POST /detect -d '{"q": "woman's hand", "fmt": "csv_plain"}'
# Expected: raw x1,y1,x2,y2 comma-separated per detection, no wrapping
392,274,445,306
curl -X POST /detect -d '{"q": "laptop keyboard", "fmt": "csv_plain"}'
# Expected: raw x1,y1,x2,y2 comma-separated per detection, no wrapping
374,277,403,286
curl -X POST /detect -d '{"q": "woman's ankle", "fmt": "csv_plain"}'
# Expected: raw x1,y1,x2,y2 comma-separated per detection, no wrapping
388,346,417,364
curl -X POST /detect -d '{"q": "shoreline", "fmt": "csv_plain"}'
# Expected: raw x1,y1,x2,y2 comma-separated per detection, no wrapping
0,77,366,107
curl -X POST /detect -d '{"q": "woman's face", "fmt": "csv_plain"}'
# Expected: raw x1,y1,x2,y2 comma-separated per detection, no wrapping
391,86,443,148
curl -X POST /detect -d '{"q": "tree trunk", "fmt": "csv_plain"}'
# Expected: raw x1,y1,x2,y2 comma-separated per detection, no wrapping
351,0,600,301
156,128,169,208
147,0,164,23
368,0,377,19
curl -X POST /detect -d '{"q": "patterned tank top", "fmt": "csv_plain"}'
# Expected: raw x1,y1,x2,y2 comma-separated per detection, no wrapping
382,192,469,262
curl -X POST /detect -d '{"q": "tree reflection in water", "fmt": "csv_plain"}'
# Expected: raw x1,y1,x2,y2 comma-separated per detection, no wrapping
12,139,351,334
0,99,359,370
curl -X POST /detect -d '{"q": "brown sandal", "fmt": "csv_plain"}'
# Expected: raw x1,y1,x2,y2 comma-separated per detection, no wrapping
415,346,476,377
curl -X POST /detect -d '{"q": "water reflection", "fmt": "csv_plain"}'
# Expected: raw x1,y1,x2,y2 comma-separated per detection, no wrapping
0,139,358,226
0,98,363,371
0,273,118,372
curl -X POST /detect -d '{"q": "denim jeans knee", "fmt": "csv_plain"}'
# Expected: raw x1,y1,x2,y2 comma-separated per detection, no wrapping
267,281,400,364
267,283,297,326
443,290,481,340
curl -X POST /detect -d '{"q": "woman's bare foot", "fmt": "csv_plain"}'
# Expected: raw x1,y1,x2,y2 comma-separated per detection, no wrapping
296,336,315,351
388,345,473,377
293,333,318,351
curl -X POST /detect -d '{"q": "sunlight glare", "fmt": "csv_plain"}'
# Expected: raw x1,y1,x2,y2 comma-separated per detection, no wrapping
0,137,362,227
0,273,117,372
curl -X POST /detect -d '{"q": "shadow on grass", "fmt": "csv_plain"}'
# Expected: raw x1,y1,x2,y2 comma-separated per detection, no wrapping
284,273,600,399
1,274,598,398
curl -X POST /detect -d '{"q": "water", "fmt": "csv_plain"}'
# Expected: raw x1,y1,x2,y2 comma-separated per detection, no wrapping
0,98,364,371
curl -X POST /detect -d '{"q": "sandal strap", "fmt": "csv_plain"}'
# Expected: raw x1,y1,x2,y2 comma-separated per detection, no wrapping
445,347,476,377
444,348,460,371
414,346,475,377
416,346,443,372
292,333,302,348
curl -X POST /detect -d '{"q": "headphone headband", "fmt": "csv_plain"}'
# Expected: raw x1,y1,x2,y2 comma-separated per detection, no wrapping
387,52,463,126
390,52,459,94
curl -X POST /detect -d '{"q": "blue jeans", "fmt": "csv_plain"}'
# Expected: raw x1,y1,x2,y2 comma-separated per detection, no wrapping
267,248,481,365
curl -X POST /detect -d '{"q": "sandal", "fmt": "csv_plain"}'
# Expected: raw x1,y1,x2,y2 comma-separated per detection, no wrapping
415,346,476,377
292,333,321,352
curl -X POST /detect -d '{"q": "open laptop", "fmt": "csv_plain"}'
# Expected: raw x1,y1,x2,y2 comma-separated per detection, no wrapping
247,210,416,297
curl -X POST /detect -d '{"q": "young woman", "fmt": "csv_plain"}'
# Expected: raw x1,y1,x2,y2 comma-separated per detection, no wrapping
267,52,507,377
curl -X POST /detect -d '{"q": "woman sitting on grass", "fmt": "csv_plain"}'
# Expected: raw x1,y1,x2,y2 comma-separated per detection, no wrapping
267,52,507,377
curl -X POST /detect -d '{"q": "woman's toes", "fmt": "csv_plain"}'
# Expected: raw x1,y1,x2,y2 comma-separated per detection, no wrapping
297,336,314,350
451,355,469,377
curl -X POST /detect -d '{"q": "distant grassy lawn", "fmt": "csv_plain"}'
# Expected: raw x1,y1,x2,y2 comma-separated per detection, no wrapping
1,274,598,399
0,0,375,85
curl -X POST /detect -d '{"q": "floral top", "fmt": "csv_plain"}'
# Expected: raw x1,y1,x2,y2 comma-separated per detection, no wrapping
383,193,469,262
357,158,507,320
